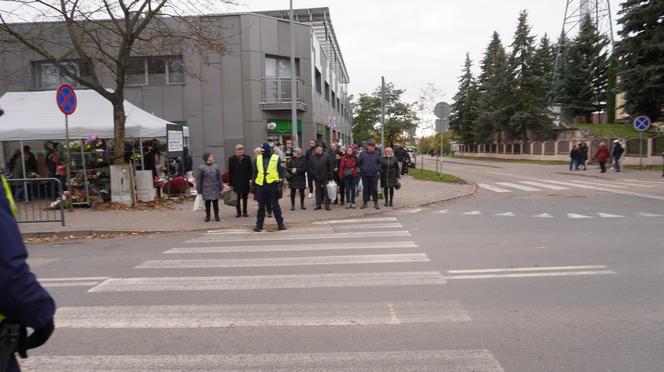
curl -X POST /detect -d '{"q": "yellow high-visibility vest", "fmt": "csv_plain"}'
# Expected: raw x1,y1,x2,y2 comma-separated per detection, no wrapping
1,175,17,218
255,154,280,186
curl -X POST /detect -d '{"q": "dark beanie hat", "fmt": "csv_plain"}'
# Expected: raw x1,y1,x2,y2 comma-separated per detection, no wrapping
202,152,211,161
261,142,272,156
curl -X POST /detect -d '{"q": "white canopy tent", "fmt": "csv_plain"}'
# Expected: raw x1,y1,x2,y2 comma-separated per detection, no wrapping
0,89,174,141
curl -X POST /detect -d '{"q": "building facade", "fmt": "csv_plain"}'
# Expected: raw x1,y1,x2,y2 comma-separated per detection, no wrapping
0,7,352,169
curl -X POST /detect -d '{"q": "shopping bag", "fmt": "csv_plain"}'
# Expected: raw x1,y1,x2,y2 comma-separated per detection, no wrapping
222,190,238,206
326,181,338,201
193,194,204,211
357,179,363,194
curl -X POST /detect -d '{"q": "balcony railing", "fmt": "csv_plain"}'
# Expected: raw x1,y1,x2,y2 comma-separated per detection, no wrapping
261,77,307,111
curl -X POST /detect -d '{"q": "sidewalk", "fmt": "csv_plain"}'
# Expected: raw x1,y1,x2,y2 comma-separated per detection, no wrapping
19,175,475,238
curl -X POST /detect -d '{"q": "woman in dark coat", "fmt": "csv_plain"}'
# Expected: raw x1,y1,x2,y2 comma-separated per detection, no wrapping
286,147,307,210
228,144,253,218
196,153,222,222
380,147,400,207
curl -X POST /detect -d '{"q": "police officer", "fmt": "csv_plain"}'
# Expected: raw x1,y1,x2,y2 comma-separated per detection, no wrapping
0,106,56,372
252,143,286,232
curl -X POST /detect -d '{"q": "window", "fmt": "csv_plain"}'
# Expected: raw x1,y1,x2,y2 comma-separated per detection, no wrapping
324,82,330,101
33,60,89,89
315,68,322,94
126,56,184,86
331,91,336,108
265,55,300,78
337,98,340,112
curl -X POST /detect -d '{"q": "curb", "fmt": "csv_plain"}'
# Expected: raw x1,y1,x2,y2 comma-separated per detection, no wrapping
22,184,478,241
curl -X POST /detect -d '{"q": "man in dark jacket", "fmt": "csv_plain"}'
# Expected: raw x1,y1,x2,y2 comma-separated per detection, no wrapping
358,140,382,209
394,143,411,175
0,176,56,372
228,144,253,218
612,140,624,172
304,139,317,198
252,143,286,232
578,142,589,171
308,144,334,211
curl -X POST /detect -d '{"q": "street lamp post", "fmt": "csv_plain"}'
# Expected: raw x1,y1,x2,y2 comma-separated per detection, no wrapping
289,0,299,149
380,76,385,148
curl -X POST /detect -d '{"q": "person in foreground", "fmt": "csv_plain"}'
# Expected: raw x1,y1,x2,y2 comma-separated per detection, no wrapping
196,153,222,222
253,143,286,232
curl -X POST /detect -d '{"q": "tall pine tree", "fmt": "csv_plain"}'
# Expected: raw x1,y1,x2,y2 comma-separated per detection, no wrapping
531,34,556,102
475,32,513,143
616,0,664,120
450,53,479,144
558,15,609,122
506,10,552,141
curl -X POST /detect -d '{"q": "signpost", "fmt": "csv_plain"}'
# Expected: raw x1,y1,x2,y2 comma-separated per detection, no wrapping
166,123,184,158
633,115,652,168
434,102,451,175
56,84,77,210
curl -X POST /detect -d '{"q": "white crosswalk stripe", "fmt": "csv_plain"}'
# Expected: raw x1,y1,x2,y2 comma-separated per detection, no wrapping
567,213,593,219
496,182,540,191
519,181,570,190
38,220,511,371
478,184,511,193
22,350,505,372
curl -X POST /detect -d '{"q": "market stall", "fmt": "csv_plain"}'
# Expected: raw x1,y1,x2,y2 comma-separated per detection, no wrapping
0,89,183,206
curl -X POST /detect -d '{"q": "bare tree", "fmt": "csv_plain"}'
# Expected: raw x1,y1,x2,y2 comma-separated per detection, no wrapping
0,0,234,164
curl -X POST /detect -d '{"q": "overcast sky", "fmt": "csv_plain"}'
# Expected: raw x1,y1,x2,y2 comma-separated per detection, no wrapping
231,0,619,105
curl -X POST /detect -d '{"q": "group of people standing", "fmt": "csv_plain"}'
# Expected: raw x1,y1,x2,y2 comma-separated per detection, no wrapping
194,139,409,231
570,140,625,174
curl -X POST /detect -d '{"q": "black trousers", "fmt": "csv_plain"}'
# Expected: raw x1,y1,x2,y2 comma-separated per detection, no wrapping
235,192,248,213
290,188,305,205
255,183,283,228
362,176,379,204
314,179,329,207
383,187,395,203
205,199,219,217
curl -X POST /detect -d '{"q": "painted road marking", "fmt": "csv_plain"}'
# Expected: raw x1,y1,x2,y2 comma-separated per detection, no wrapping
496,182,540,192
39,277,110,288
447,265,608,274
532,213,554,218
55,301,470,328
187,230,411,243
443,271,616,280
565,180,628,189
519,181,570,190
434,209,449,214
136,253,430,269
312,217,399,225
478,184,511,193
542,179,664,201
333,223,404,229
638,212,663,217
21,349,505,372
164,241,420,254
568,213,593,219
89,272,448,292
494,212,515,217
463,210,482,215
597,212,625,218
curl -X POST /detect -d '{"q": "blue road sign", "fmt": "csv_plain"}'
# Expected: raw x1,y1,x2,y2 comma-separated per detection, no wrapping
633,115,652,132
56,84,77,115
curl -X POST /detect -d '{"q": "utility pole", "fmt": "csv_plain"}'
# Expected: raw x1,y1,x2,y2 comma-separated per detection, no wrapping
380,76,385,147
289,0,299,149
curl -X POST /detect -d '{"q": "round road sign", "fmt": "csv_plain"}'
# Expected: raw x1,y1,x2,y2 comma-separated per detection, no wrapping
56,84,77,115
633,115,652,132
434,102,451,119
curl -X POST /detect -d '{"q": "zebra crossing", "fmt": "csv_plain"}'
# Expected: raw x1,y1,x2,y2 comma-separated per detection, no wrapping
25,218,507,371
435,209,663,219
478,178,664,196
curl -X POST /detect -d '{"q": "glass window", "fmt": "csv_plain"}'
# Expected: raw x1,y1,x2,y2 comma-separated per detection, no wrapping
147,57,166,85
167,56,184,84
126,57,147,86
265,55,299,78
34,60,86,89
315,68,322,94
325,82,330,101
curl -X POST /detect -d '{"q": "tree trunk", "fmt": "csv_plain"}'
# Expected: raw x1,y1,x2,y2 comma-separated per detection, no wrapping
112,98,127,165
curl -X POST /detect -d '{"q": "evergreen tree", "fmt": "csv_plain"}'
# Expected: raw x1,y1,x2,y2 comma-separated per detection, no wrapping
616,0,664,120
475,32,512,143
558,15,609,122
450,53,478,144
551,33,569,104
506,10,552,141
531,34,556,102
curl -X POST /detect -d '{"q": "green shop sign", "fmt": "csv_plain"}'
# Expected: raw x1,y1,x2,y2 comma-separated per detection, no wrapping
316,123,325,135
267,119,302,134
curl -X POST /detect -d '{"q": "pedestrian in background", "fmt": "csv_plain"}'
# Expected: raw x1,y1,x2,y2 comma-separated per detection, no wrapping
339,146,359,209
228,144,253,218
612,140,624,172
286,148,307,211
333,146,345,205
578,142,589,171
305,139,316,199
359,139,381,210
196,153,222,222
308,143,333,211
594,142,610,173
380,147,401,207
569,144,580,171
395,143,410,175
253,143,286,231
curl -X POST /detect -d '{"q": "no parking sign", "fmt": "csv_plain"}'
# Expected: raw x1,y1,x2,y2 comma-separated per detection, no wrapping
56,83,77,115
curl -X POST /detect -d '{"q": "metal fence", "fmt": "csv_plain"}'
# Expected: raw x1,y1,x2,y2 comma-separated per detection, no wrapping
5,177,65,226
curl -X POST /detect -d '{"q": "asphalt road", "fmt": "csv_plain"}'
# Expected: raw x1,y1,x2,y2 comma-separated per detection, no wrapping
20,159,664,371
